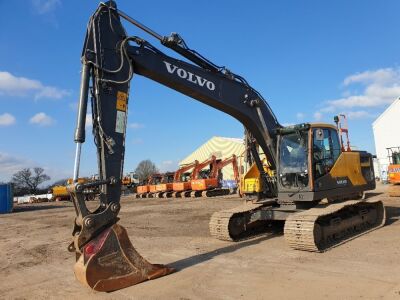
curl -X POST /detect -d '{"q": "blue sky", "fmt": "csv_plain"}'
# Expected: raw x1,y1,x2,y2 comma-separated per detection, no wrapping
1,0,399,183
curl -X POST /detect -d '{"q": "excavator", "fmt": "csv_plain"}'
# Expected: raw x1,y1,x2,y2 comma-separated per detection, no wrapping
191,155,239,197
154,172,175,198
185,156,217,197
121,172,138,192
67,1,386,292
170,160,199,197
387,147,400,197
136,173,161,198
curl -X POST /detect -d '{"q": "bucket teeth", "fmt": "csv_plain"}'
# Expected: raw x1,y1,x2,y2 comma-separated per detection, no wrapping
74,224,174,292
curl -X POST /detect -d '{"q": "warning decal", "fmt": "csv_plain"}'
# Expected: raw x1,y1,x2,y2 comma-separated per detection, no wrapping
116,91,127,112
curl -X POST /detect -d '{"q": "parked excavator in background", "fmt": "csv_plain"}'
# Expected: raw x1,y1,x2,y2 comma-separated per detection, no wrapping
169,160,199,197
67,2,385,291
191,155,239,197
121,172,138,193
183,156,217,197
154,172,175,198
387,146,400,197
136,173,162,198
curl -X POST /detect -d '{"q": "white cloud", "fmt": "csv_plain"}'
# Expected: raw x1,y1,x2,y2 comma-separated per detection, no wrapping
129,123,145,129
85,114,92,128
34,86,69,100
0,71,70,100
31,0,61,15
319,106,336,113
29,112,54,126
314,67,400,121
132,138,143,144
346,110,374,120
296,112,305,120
328,68,400,109
159,160,178,172
0,113,16,126
0,152,34,182
343,68,399,86
313,112,323,121
0,152,70,183
69,102,77,111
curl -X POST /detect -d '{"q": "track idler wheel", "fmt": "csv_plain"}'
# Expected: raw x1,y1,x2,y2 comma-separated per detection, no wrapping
74,224,174,292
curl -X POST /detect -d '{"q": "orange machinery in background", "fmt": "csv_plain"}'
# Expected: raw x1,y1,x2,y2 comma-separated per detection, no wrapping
136,173,162,198
154,172,175,198
191,155,239,197
169,160,199,198
149,173,172,195
176,156,217,198
387,147,400,197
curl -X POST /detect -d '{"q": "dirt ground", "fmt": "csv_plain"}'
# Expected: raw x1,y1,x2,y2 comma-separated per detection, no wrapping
0,183,399,300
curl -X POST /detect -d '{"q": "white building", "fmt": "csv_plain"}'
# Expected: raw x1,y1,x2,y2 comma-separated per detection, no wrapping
372,97,400,179
179,136,245,180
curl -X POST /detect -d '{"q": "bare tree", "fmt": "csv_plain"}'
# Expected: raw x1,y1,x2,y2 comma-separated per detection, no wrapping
134,160,158,183
12,167,51,195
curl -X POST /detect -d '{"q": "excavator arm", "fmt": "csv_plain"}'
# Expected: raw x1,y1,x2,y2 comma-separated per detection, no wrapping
214,155,239,182
68,1,281,292
174,160,199,182
191,156,217,180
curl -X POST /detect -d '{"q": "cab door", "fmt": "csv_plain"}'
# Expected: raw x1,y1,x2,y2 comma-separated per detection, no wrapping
312,128,341,186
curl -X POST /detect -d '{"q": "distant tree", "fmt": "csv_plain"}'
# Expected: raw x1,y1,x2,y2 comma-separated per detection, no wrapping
134,160,158,183
11,167,50,195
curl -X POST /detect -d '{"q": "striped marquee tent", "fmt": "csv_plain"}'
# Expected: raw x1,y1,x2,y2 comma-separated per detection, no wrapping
179,136,245,180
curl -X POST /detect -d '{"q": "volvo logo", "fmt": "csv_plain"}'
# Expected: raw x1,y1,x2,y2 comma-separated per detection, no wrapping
163,61,216,91
336,178,348,186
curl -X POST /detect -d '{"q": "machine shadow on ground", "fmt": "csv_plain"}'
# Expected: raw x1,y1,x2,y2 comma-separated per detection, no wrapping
365,192,383,198
385,206,400,225
170,224,283,271
11,204,70,213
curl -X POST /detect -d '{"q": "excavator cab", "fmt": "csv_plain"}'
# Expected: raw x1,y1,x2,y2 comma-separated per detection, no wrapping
276,123,375,202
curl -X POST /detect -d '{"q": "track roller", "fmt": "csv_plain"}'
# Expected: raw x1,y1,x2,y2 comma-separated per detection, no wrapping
190,191,202,198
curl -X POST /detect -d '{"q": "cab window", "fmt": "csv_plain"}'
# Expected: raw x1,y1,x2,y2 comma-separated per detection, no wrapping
313,128,341,178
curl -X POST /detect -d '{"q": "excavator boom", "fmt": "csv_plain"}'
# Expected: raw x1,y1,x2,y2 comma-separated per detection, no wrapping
174,160,199,182
191,156,217,180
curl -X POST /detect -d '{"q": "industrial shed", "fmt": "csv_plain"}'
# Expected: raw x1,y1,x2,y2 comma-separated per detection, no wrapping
372,97,400,179
179,136,245,180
